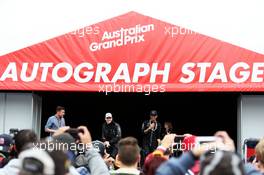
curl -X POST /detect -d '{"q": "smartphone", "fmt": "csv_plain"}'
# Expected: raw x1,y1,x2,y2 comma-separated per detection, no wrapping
172,135,186,157
174,135,186,142
195,136,217,145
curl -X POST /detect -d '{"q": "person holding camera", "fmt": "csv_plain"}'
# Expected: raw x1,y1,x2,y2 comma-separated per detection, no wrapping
141,110,162,156
102,113,122,159
51,126,110,175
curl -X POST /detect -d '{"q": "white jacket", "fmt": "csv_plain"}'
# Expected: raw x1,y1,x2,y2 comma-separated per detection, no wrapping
0,158,80,175
0,159,20,175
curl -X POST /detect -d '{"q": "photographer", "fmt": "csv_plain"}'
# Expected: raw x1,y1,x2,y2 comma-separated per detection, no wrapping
52,126,110,175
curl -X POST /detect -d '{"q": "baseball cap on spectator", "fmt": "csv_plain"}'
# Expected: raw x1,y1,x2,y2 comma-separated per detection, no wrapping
19,149,55,175
144,149,168,166
0,134,13,153
144,153,167,175
150,110,158,116
182,135,197,152
92,140,105,157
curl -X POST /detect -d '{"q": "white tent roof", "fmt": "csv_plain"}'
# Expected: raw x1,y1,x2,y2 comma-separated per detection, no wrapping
0,0,263,55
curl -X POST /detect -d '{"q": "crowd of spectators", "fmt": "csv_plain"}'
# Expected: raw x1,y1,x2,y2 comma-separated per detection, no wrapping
0,110,264,175
1,127,264,175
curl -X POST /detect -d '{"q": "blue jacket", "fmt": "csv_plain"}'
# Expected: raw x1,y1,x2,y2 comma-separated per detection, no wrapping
244,164,263,175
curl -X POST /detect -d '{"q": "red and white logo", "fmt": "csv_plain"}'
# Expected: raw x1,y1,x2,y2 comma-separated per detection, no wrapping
89,24,154,51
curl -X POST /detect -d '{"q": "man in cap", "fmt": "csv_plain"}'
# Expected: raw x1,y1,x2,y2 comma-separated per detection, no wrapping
92,140,106,157
142,110,162,156
92,140,115,169
102,112,122,158
0,134,13,168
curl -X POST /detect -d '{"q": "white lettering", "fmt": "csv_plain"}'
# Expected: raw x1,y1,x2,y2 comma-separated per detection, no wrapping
180,63,195,83
150,63,170,83
252,63,264,82
95,63,111,83
111,63,131,83
0,62,18,81
133,63,150,83
207,63,227,82
229,62,250,83
73,63,94,83
52,63,73,83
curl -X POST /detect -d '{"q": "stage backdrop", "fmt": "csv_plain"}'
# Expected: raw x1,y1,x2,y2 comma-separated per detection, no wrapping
0,11,264,92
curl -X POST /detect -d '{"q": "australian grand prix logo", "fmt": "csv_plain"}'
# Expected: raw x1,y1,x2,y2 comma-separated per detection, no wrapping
89,24,154,51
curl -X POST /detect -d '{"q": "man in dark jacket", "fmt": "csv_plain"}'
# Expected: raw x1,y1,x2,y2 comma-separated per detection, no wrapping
142,110,162,156
102,112,122,158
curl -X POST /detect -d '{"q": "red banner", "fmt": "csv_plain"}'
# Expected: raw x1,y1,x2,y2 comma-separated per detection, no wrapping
0,11,264,92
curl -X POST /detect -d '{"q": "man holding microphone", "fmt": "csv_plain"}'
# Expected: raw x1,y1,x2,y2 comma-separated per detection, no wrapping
142,110,162,155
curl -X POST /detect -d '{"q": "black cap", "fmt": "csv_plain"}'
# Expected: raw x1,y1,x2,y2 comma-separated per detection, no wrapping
150,110,158,116
0,134,13,153
92,140,105,157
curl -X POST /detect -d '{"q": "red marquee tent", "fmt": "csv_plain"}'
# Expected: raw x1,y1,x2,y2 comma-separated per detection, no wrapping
0,11,264,92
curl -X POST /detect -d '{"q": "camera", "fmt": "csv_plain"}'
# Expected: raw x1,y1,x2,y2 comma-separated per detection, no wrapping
195,136,218,145
172,135,185,157
171,136,222,157
9,128,19,138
